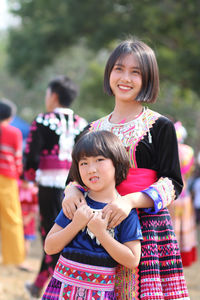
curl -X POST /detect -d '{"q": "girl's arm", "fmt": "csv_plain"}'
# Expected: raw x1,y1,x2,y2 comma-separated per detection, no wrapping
24,117,45,181
103,192,153,229
44,204,93,255
139,119,183,213
96,231,141,269
87,211,141,269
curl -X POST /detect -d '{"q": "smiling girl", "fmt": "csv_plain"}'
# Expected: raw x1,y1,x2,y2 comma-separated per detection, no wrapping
62,38,190,299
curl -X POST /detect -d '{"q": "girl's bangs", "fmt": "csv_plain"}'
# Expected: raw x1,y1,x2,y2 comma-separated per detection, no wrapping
75,137,106,161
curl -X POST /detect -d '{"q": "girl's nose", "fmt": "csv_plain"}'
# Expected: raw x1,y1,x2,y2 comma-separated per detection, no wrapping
88,163,96,173
121,71,131,82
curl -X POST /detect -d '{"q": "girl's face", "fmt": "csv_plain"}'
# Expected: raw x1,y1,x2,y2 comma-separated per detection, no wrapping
78,155,116,192
109,53,142,103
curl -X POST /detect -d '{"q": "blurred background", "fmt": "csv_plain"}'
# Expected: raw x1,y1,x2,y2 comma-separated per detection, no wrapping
0,1,200,299
0,0,200,157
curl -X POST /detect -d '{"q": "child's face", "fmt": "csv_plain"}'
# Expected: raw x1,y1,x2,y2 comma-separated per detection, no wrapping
78,155,116,192
109,53,142,103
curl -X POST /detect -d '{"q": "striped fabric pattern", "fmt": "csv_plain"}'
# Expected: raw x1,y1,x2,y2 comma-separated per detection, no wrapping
42,256,116,299
138,208,190,299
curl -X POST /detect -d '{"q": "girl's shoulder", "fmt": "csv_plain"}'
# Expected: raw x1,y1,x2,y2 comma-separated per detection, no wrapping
148,109,175,131
147,109,172,124
89,115,110,131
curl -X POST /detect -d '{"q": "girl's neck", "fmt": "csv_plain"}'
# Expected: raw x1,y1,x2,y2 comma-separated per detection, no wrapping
88,189,118,204
0,118,11,126
110,102,143,124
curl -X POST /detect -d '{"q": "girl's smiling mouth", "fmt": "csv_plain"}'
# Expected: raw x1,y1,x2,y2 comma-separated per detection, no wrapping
118,84,133,91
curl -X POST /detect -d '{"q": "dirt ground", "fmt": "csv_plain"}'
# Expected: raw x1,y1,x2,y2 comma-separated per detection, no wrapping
0,227,200,300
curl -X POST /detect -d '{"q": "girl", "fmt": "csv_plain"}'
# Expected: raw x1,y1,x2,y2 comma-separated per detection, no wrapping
62,38,190,299
42,130,143,299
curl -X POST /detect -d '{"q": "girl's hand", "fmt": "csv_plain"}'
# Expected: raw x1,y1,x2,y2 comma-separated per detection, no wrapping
62,184,86,219
73,204,94,230
102,194,132,229
87,210,112,236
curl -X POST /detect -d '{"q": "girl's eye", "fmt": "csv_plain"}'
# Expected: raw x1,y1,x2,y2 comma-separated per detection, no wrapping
132,69,141,75
96,157,105,162
114,66,122,71
79,162,87,166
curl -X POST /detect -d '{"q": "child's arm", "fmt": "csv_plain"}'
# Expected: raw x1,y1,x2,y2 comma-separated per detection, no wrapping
44,204,93,255
87,211,141,269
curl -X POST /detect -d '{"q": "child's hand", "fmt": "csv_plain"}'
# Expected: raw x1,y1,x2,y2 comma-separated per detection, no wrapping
102,195,132,229
87,210,112,236
72,204,93,230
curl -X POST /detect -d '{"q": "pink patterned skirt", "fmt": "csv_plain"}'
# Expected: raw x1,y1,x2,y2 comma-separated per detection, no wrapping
42,255,116,299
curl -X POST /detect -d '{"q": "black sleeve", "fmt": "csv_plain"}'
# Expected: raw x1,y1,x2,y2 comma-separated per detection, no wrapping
154,117,183,199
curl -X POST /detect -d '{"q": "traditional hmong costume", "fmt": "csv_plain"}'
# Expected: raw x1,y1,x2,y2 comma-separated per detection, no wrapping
87,108,190,300
42,195,143,299
24,107,87,290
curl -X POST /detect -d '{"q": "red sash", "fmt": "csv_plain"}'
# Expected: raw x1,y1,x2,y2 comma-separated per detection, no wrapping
116,168,157,196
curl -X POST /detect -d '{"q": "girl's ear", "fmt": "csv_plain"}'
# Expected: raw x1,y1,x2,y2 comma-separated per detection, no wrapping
52,92,60,106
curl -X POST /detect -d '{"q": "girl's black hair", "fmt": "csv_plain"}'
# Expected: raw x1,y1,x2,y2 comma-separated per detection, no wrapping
104,38,159,103
70,130,130,187
0,98,17,146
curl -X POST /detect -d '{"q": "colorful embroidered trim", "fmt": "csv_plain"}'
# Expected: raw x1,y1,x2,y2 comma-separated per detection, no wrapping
53,255,116,291
115,264,139,300
89,108,160,168
151,177,176,208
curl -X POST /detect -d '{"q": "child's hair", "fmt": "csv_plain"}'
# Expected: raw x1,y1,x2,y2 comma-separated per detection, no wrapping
104,38,159,103
71,130,130,187
48,75,78,107
0,98,17,121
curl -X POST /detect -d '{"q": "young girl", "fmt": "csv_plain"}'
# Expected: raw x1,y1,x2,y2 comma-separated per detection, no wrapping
42,130,143,299
62,38,190,299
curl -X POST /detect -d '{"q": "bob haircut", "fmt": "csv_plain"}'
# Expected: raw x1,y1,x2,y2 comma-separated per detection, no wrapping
71,130,130,187
104,38,159,103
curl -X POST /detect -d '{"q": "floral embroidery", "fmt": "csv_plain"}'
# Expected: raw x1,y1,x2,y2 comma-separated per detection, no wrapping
151,177,176,207
90,108,160,168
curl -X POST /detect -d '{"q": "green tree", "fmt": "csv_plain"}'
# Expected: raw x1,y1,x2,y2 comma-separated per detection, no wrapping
7,0,200,96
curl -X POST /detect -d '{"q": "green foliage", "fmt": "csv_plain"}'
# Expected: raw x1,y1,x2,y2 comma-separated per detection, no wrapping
7,0,200,96
2,0,200,152
151,82,200,152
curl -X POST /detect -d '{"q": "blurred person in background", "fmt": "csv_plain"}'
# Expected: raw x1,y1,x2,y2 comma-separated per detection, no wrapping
189,165,200,224
24,75,87,298
169,121,198,267
0,98,25,266
18,175,39,270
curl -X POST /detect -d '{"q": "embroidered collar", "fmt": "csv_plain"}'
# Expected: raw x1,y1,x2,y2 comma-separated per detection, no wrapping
54,107,73,115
